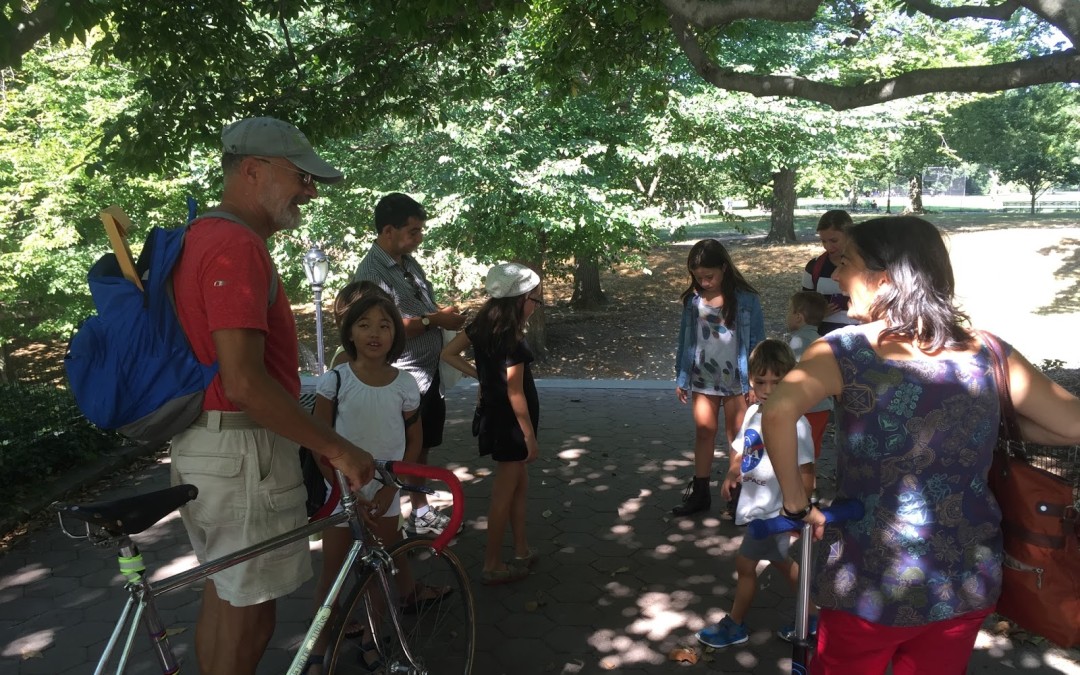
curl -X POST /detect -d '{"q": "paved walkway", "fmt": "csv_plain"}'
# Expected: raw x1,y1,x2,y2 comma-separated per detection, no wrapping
2,381,1079,674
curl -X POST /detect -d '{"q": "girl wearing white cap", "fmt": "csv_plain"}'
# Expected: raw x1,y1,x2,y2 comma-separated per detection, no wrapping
442,262,544,585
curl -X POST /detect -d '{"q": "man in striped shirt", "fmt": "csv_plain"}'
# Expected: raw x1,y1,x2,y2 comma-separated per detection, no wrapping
354,193,466,534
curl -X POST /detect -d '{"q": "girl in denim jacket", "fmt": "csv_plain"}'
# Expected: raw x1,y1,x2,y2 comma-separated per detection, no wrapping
673,239,765,516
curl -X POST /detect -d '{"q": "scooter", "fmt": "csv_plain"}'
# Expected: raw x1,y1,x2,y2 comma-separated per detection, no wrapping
749,499,864,673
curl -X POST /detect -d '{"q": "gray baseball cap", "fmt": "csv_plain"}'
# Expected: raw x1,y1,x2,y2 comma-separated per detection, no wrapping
222,117,343,184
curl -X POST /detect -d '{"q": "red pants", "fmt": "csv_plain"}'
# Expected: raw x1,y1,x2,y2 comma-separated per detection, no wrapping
811,607,992,675
804,410,830,459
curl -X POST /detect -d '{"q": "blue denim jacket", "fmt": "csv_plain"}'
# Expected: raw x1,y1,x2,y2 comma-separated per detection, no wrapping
675,289,765,393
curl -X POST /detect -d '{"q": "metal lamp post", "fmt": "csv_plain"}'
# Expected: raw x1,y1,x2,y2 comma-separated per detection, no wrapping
302,245,330,374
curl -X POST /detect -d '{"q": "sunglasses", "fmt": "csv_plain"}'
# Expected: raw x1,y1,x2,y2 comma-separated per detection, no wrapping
255,158,314,187
402,269,424,301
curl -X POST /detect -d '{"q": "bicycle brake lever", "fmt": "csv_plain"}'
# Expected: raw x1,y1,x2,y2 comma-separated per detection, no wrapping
375,464,435,495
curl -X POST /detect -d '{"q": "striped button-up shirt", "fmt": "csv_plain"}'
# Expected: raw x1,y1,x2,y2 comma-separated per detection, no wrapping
354,244,441,394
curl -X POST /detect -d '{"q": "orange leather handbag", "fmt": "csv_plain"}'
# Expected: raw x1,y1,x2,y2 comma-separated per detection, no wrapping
983,332,1080,648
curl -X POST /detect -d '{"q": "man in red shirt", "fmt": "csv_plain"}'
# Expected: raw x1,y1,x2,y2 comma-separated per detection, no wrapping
171,117,374,675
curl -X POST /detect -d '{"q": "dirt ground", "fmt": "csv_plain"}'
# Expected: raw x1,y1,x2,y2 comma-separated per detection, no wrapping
530,237,816,380
531,223,1080,382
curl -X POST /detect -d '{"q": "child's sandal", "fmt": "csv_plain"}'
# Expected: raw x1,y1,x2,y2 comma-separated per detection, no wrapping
480,563,529,586
400,582,454,614
512,546,540,568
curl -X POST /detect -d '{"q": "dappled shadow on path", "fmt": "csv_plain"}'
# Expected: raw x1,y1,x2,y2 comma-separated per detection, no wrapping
1035,238,1080,316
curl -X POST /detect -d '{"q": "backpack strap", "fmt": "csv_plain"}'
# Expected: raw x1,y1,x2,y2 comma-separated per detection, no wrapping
190,210,279,305
320,369,344,514
810,252,829,289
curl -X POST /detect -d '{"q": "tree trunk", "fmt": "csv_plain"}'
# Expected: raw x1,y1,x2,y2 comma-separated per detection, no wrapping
1029,190,1038,215
906,174,924,213
766,166,797,243
520,228,547,358
570,258,608,310
0,336,10,383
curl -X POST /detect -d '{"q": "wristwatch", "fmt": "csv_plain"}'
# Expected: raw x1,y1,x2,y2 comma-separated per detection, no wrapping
781,503,814,520
421,315,431,329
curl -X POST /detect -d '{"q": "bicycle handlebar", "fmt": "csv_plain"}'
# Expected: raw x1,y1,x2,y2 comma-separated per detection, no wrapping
747,499,864,539
380,460,463,553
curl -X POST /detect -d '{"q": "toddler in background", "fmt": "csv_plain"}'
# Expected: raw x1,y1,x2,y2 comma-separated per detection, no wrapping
786,291,832,459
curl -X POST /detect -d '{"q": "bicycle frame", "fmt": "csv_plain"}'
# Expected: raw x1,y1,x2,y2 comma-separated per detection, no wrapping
59,460,464,675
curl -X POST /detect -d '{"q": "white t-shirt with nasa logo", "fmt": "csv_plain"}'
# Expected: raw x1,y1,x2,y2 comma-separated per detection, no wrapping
734,403,816,526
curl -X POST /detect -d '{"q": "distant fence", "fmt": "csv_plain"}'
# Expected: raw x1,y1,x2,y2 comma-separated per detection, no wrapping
1000,198,1080,212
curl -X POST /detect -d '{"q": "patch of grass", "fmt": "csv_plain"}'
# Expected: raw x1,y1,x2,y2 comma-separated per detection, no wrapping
0,383,121,511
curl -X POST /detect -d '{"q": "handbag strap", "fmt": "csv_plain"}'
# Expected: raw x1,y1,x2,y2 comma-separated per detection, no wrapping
330,369,341,423
979,330,1023,444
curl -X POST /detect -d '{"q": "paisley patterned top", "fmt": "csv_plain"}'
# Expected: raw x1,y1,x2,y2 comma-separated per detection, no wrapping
689,295,741,396
815,326,1004,627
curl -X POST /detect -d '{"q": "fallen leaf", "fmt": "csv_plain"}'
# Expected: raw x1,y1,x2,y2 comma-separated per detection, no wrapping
668,647,698,664
610,566,630,576
542,509,553,518
165,626,187,637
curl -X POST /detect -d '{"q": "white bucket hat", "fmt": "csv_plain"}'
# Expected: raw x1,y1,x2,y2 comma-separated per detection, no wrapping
485,262,540,299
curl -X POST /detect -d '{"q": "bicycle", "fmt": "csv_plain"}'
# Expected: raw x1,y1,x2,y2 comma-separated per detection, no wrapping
56,459,475,674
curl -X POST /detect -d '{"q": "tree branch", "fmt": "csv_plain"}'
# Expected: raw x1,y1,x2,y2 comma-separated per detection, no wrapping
1018,0,1080,45
899,0,1021,22
659,0,823,28
6,0,97,67
277,1,303,83
671,15,1080,110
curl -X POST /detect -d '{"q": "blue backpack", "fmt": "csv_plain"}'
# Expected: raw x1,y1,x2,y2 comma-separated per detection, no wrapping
64,211,269,445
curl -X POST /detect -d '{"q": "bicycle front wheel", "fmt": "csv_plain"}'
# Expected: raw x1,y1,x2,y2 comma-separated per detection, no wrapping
324,537,476,674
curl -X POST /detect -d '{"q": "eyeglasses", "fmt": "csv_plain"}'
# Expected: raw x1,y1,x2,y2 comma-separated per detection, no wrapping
527,295,544,306
401,269,424,301
255,158,315,187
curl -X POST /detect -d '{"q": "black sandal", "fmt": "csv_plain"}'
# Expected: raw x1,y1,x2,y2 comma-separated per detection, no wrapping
357,637,384,672
400,582,453,615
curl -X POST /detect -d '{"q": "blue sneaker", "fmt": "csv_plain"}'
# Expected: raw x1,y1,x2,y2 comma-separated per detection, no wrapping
696,616,749,648
777,615,818,643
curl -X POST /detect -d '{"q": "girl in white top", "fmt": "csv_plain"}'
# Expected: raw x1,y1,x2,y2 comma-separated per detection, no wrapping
309,293,441,673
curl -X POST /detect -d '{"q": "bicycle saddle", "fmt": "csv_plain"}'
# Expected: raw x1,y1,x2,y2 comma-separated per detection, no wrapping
57,484,198,535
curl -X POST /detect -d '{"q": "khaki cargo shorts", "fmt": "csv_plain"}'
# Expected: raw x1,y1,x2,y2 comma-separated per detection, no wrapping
170,411,311,607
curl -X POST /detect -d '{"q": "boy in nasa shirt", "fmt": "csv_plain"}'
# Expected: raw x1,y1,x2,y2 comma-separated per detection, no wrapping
696,339,817,649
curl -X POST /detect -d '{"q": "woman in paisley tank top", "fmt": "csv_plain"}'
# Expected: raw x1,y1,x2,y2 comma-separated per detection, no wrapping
759,216,1080,675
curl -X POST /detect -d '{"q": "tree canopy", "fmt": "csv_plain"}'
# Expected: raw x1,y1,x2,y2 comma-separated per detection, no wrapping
945,85,1080,211
4,0,1079,172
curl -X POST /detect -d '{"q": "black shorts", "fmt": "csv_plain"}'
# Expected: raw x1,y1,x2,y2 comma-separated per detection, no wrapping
419,372,445,449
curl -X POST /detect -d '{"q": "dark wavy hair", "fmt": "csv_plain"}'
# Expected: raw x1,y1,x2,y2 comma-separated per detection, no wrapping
848,216,972,351
468,295,529,357
332,280,390,329
338,295,407,363
680,238,758,327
